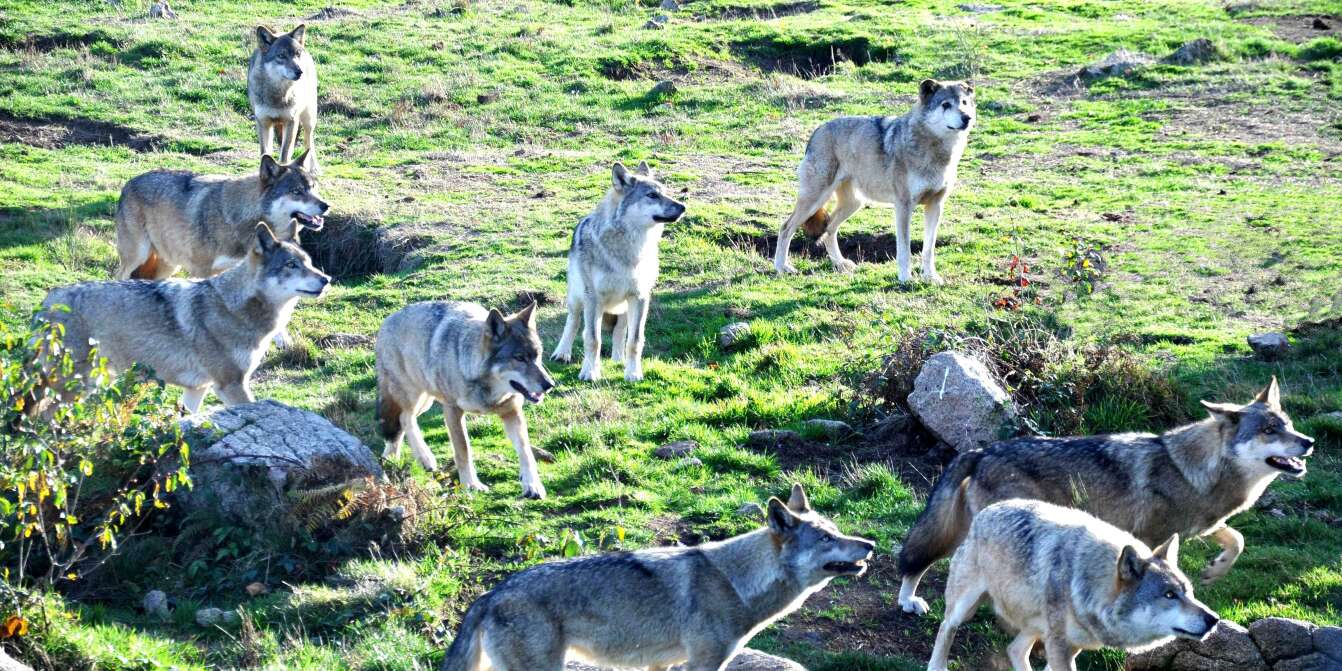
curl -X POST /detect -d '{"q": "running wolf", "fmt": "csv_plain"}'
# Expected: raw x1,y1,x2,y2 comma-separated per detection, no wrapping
927,499,1219,671
376,301,556,499
40,224,329,413
774,79,975,283
896,378,1314,616
249,24,318,164
551,161,686,382
439,484,874,671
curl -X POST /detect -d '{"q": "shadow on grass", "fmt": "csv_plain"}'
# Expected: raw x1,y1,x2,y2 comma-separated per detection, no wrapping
0,197,119,250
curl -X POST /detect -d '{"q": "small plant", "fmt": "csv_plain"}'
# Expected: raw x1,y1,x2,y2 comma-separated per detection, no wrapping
992,225,1039,310
1059,236,1107,295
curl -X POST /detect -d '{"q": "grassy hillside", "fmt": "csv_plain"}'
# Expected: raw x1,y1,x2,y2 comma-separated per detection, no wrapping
1,0,1340,669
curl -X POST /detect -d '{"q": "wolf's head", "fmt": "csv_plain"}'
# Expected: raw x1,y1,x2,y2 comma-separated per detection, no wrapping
766,484,876,587
1202,377,1315,479
610,161,686,229
916,79,975,138
260,151,328,234
255,24,308,82
1115,534,1220,643
250,223,330,303
484,302,556,404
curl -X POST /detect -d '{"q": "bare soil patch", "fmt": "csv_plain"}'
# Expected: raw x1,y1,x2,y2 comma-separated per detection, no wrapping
723,228,923,266
1240,15,1340,43
0,111,214,154
713,0,819,21
733,37,895,79
0,28,123,52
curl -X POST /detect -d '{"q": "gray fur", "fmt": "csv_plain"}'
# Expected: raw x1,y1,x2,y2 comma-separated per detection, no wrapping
41,225,329,413
896,378,1314,616
440,484,874,671
376,301,556,498
248,24,318,164
552,161,686,382
774,79,974,282
927,500,1219,671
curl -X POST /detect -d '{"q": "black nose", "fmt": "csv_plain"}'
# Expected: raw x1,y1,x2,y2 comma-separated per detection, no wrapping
1203,613,1220,630
318,201,330,213
1302,436,1315,448
541,377,555,392
293,69,303,80
859,539,876,554
961,114,973,125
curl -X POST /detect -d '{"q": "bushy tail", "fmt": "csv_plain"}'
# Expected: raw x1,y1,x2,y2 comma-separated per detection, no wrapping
377,389,403,444
439,596,489,671
801,206,829,238
896,450,984,578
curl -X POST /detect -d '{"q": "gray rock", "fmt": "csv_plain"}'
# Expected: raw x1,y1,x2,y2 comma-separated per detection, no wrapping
1248,333,1290,361
676,457,704,468
660,0,680,10
1126,640,1181,670
1272,653,1335,671
1078,49,1154,81
718,322,753,350
957,3,1003,12
1165,38,1221,65
176,401,383,533
907,352,1017,452
650,80,678,97
803,418,853,437
644,15,669,29
0,649,32,671
655,440,698,459
737,502,765,519
314,332,374,349
1172,621,1268,670
1250,617,1316,663
148,0,178,19
143,590,170,621
195,607,225,627
566,649,804,670
1314,626,1342,662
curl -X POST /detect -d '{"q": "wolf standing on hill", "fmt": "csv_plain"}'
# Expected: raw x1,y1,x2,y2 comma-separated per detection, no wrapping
774,79,975,282
248,24,318,164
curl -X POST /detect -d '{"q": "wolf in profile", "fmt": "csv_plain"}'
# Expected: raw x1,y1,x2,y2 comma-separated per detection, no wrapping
774,79,975,283
896,378,1314,616
551,161,685,382
439,484,874,671
40,224,328,413
927,499,1219,671
248,24,318,164
376,301,555,499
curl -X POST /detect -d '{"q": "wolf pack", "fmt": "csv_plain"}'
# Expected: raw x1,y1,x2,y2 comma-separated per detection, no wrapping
27,20,1322,671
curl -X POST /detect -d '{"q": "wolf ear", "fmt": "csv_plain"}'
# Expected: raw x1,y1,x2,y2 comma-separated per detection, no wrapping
963,80,975,94
486,308,509,341
260,154,284,186
1254,377,1281,409
289,24,307,46
919,78,942,104
1117,545,1146,583
1151,534,1180,563
766,497,800,535
611,162,633,190
514,301,538,329
255,223,280,254
291,148,315,172
256,26,278,47
1200,400,1242,421
786,483,811,513
636,160,652,176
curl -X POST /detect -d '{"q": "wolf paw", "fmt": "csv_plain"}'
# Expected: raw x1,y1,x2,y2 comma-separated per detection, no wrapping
578,366,602,382
923,269,944,285
833,258,857,274
624,367,644,382
775,261,798,275
521,484,547,500
461,478,489,493
550,350,573,363
900,596,930,616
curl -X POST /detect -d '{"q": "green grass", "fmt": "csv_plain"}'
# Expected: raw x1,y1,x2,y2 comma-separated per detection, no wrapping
2,0,1341,669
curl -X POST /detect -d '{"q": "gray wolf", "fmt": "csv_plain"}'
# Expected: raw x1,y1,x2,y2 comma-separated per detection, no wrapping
927,499,1219,671
896,378,1313,616
41,224,328,413
551,161,685,382
248,24,317,164
439,484,874,671
376,301,556,499
774,79,974,283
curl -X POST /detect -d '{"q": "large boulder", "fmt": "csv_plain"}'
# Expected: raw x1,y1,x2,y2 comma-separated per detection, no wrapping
566,649,804,670
175,401,383,532
1249,617,1316,664
1126,621,1267,670
908,352,1017,452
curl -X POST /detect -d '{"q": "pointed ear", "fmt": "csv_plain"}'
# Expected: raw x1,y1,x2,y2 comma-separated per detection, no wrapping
1151,534,1180,563
611,162,633,190
514,301,538,329
636,160,652,176
963,80,974,93
289,24,307,46
1117,545,1146,584
919,78,942,104
485,308,509,342
291,148,314,172
255,223,279,254
766,497,799,535
256,26,277,47
786,483,811,513
1201,400,1242,421
260,154,283,186
1254,377,1280,408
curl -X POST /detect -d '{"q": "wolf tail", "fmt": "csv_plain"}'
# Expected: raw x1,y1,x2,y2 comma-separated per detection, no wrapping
439,595,490,671
801,206,829,238
896,450,984,579
377,389,404,444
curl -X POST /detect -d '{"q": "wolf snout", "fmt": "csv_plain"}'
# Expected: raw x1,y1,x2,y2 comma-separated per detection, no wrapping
960,113,973,127
291,67,303,80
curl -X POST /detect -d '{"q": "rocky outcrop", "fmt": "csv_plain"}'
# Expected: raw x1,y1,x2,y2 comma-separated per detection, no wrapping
908,351,1017,452
1126,618,1342,671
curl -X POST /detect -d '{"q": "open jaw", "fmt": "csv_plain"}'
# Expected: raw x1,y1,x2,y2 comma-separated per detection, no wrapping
1266,455,1307,477
823,559,867,575
293,211,324,230
510,381,543,404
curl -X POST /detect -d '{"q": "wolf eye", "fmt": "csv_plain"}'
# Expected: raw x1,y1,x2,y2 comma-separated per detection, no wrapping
646,192,658,199
1164,590,1178,599
285,260,298,269
514,353,529,362
942,101,952,110
1263,427,1276,435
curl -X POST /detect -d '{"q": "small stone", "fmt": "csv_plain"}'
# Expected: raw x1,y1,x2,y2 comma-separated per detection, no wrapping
1249,617,1316,663
737,502,765,519
654,440,697,459
1165,38,1221,65
149,0,178,19
660,0,680,10
650,80,678,97
675,457,703,468
477,91,500,104
1077,49,1154,82
195,607,225,627
1313,17,1331,30
803,418,853,437
245,582,269,597
718,322,752,350
1248,332,1290,361
644,14,669,29
957,3,1003,12
143,590,170,620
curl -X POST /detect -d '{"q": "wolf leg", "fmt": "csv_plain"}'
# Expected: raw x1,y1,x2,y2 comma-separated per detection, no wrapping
214,380,254,406
610,312,627,363
775,179,838,274
577,293,603,381
921,195,946,285
179,387,208,414
820,181,863,274
623,296,649,382
898,568,932,616
445,405,487,492
256,117,273,159
1200,525,1244,585
114,222,153,280
1041,639,1079,671
925,568,984,671
500,402,545,499
894,200,914,283
403,408,440,472
278,118,298,164
300,106,317,168
1006,632,1038,671
551,299,579,362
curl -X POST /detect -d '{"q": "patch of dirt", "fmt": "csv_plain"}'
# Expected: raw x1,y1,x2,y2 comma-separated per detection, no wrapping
306,6,365,20
733,37,896,79
0,111,212,154
510,289,556,311
0,28,124,52
304,215,435,279
1240,15,1340,43
713,0,819,20
723,229,922,266
319,91,373,118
